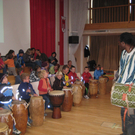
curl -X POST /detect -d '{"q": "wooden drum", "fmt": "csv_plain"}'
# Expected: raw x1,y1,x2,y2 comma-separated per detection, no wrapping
0,109,14,135
99,77,107,95
89,80,98,98
74,81,85,96
12,100,28,135
62,88,73,112
72,84,82,106
29,96,44,126
0,122,10,135
49,91,64,119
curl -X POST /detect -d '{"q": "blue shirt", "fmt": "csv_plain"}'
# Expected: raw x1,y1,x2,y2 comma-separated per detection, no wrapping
17,54,25,67
94,69,104,80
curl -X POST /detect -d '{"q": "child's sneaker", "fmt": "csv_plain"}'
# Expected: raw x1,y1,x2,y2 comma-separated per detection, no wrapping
84,95,89,99
13,129,21,135
27,121,31,127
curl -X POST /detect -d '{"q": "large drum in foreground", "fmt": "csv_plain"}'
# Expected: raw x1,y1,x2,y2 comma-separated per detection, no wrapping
89,80,98,98
0,122,10,135
0,109,14,135
72,84,82,106
12,100,28,135
29,96,44,126
49,91,64,119
99,77,107,95
62,88,73,112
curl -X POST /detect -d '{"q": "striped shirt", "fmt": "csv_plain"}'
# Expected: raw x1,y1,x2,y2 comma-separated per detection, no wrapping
117,48,135,84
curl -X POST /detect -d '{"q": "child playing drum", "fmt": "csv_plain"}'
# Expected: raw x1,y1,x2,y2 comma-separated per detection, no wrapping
82,67,93,99
38,70,53,111
94,65,104,80
0,73,21,135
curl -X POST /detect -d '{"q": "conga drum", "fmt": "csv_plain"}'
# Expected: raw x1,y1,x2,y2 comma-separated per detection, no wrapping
99,77,107,95
89,79,98,98
29,96,44,126
49,91,64,119
0,122,10,135
72,84,82,106
62,88,73,112
11,100,28,135
74,81,85,96
0,109,14,135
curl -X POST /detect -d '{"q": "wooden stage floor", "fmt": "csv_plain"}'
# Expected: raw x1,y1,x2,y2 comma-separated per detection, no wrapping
25,94,122,135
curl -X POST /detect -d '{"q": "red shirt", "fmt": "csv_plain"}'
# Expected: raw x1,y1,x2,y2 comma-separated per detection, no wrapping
0,58,4,69
82,72,93,83
68,71,79,84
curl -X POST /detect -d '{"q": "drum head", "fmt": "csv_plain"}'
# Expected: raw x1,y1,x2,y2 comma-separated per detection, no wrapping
0,109,11,116
62,88,72,91
12,100,26,104
0,122,8,132
49,90,64,96
31,96,43,100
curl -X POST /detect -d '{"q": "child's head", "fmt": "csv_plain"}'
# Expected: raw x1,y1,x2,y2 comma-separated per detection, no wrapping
84,67,89,73
36,49,40,55
38,70,49,79
51,52,56,58
34,65,41,72
17,68,24,76
62,65,69,75
31,48,35,54
97,65,101,70
54,64,60,70
0,73,8,84
68,60,72,66
56,71,63,80
71,66,76,73
18,49,24,57
21,73,30,83
8,54,13,59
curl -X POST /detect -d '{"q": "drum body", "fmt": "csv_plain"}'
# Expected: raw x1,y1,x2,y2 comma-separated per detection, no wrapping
89,80,98,98
0,109,13,135
0,122,10,135
74,81,85,96
62,88,73,112
99,77,107,95
72,84,82,106
49,91,64,119
12,100,28,135
29,96,44,126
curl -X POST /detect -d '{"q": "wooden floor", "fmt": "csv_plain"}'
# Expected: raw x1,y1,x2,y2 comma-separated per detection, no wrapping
25,93,122,135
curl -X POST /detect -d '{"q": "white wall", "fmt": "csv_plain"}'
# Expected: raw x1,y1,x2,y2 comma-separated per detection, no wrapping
0,0,30,55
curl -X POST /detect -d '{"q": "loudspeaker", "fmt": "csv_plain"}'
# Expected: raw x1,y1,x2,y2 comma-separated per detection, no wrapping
69,36,79,44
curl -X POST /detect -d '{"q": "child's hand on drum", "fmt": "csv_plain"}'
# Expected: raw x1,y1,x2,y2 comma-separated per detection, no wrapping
12,96,16,100
63,86,67,89
0,107,3,110
33,94,38,97
101,67,103,70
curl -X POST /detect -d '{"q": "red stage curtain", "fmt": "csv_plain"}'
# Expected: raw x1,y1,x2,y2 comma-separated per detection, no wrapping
30,0,55,57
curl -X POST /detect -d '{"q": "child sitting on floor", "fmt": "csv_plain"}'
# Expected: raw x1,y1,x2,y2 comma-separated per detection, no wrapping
52,71,67,90
82,67,93,99
94,65,104,80
68,66,80,84
0,73,21,135
38,70,53,110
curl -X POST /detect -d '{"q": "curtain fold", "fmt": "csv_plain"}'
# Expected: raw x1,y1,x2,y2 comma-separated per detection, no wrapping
30,0,55,57
90,35,122,70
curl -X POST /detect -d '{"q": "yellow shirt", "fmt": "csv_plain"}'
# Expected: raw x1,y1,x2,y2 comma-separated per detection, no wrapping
64,74,70,86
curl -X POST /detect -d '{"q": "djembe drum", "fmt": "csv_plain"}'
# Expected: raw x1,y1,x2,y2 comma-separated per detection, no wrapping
0,109,14,135
99,77,107,95
89,79,98,98
72,84,82,106
62,88,73,112
11,100,29,135
49,91,64,119
29,96,44,126
0,122,10,135
74,81,85,96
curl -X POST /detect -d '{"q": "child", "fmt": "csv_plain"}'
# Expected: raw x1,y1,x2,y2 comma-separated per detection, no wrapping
15,68,23,84
49,64,60,74
16,49,25,68
4,53,17,76
62,65,71,87
82,67,93,99
68,66,80,84
0,53,7,74
94,65,104,80
0,73,21,135
30,65,41,82
38,70,53,110
52,71,67,90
